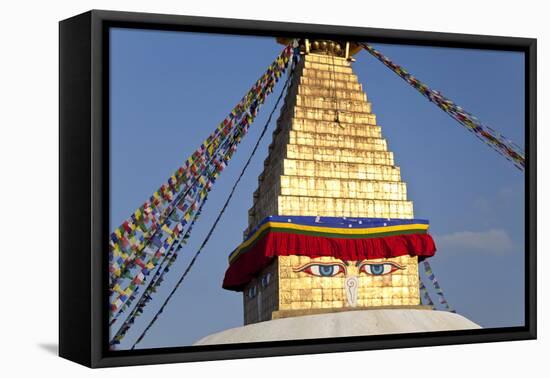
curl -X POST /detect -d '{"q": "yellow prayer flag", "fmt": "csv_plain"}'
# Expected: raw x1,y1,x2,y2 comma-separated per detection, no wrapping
161,224,174,235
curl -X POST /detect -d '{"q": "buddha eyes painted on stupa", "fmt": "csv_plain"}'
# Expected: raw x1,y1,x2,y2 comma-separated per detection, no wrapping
359,261,404,276
293,258,405,277
294,261,346,277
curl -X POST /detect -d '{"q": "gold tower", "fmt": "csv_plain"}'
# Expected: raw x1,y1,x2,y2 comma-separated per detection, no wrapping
237,40,421,325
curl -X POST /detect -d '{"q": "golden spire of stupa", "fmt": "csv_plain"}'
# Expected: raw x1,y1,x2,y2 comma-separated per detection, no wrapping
229,39,422,325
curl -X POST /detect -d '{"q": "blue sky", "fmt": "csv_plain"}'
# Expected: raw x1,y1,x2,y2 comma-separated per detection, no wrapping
109,28,525,350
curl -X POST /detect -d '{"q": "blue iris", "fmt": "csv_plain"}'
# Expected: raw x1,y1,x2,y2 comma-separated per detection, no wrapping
370,264,385,275
319,265,335,276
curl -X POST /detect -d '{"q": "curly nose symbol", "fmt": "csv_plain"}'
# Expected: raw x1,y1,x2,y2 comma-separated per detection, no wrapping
345,276,358,307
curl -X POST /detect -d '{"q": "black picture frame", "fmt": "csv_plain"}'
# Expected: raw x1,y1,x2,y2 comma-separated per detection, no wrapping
59,9,537,368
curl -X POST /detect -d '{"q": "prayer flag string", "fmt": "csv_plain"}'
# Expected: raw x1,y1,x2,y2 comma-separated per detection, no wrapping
109,45,294,317
359,42,525,171
110,112,253,314
109,201,206,342
422,260,455,313
419,278,435,309
110,101,267,326
109,44,297,346
128,47,300,350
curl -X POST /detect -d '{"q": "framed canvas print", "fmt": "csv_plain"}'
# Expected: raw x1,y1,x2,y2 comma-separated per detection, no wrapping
59,10,536,368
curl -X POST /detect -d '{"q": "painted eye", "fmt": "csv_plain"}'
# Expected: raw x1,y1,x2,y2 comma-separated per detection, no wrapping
360,262,403,276
304,264,345,277
261,273,272,288
247,286,257,298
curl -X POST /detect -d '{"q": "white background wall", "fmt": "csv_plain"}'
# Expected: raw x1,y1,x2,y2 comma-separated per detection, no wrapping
0,0,546,376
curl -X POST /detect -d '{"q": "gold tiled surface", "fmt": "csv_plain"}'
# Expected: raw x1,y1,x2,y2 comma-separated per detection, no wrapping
291,119,382,138
300,77,364,91
296,95,372,113
238,51,421,324
293,107,377,125
305,54,351,66
304,60,354,73
282,159,401,181
263,129,394,165
279,176,407,200
298,86,367,101
277,255,420,311
286,145,395,165
246,51,416,228
251,178,407,214
277,196,414,218
288,130,386,149
302,67,359,82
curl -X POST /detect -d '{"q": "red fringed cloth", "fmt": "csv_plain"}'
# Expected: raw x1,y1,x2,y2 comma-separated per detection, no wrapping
222,216,436,291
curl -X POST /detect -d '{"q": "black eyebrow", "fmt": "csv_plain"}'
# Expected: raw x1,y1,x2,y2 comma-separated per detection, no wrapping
357,260,406,269
292,260,347,270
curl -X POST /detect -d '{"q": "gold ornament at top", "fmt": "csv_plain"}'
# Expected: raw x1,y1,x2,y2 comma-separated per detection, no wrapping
276,38,363,58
